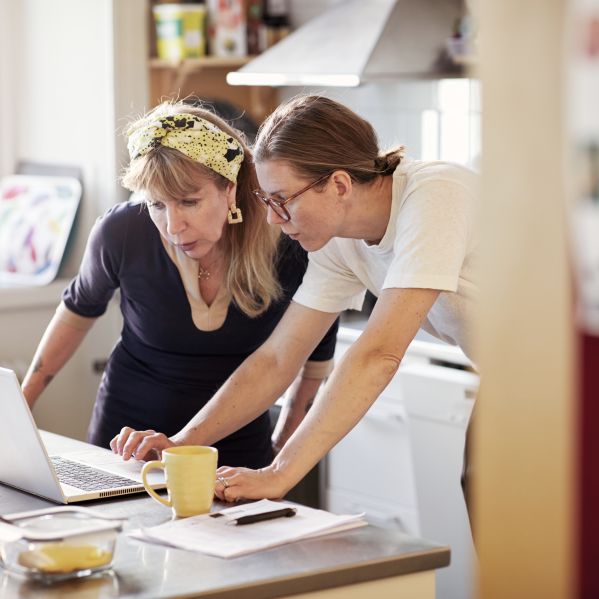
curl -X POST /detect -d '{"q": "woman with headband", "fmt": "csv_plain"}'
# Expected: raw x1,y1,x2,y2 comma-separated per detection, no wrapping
112,95,478,511
22,101,338,470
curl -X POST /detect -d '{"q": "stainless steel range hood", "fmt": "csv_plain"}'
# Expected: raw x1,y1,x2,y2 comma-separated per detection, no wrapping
227,0,464,88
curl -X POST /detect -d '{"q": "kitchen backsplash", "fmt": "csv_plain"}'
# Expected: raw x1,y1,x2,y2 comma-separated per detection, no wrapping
281,80,480,167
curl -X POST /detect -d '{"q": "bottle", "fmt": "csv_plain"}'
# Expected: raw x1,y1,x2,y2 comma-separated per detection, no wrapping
262,0,290,50
246,0,264,55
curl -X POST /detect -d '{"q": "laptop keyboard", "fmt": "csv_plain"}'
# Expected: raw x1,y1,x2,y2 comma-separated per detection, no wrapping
51,456,140,492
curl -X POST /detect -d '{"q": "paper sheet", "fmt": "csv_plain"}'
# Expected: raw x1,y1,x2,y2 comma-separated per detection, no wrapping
129,499,367,558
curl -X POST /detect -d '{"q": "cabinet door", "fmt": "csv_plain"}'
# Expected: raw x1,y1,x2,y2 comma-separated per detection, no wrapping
327,331,478,599
327,331,418,515
400,363,477,599
326,393,419,512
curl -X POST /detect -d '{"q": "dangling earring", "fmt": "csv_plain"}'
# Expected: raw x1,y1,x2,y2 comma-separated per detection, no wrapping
227,203,243,224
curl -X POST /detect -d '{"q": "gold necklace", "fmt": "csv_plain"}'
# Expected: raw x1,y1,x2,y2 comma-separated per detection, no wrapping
197,265,211,280
197,255,222,280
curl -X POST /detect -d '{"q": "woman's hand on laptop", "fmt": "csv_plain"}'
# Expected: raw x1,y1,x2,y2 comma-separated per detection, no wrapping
110,427,176,461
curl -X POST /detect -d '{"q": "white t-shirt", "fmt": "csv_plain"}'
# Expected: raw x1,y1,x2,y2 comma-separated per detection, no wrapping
293,158,479,361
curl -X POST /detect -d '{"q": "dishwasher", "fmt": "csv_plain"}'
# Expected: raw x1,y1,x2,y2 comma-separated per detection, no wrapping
325,329,478,599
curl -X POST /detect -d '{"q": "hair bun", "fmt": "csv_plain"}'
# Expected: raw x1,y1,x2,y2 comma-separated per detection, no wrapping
373,155,386,171
376,149,403,175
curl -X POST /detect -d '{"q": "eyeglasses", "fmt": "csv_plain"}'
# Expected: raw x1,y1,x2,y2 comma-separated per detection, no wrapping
253,172,331,222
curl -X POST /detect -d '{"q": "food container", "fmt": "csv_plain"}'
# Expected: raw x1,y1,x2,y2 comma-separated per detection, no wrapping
153,3,207,61
0,506,123,582
206,0,247,57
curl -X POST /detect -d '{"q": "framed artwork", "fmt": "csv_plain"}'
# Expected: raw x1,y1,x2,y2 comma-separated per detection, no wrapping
0,175,81,286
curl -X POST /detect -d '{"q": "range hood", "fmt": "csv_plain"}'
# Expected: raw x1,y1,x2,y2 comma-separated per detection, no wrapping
227,0,465,88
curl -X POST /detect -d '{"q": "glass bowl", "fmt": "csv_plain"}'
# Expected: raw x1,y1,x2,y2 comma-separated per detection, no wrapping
0,506,123,582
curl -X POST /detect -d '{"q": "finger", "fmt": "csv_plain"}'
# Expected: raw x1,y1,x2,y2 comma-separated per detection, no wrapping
121,430,151,461
146,447,161,461
216,465,236,476
109,435,119,453
216,473,238,503
224,486,244,504
115,427,134,455
214,484,226,501
134,433,166,461
215,473,230,498
222,486,236,504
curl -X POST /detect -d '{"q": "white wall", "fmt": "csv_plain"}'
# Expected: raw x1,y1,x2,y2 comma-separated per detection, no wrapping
0,0,18,177
13,0,147,276
281,80,480,166
0,0,148,440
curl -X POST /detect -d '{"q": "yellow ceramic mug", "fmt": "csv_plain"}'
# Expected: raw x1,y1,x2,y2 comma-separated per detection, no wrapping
141,446,218,518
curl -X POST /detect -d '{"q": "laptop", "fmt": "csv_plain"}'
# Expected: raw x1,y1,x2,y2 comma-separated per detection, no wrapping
0,367,166,503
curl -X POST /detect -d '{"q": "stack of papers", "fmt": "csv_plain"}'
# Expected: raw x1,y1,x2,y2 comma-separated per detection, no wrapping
130,499,367,558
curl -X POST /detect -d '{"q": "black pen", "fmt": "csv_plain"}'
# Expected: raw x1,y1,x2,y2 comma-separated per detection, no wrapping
233,507,297,526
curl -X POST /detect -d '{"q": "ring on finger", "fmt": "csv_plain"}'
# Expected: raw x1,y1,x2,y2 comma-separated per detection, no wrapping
217,475,229,489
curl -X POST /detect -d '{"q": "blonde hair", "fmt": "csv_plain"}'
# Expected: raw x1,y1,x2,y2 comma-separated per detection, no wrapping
121,101,282,317
254,95,404,185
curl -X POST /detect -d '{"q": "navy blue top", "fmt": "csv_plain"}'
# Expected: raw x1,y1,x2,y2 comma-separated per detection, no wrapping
62,201,338,469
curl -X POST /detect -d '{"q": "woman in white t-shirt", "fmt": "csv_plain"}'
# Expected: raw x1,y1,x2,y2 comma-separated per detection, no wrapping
112,95,478,506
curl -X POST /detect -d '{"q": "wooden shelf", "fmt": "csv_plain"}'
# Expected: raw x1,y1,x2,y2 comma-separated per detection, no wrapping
148,55,278,124
149,56,254,70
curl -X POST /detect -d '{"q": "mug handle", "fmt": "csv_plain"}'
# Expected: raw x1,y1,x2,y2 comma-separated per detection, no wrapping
141,460,171,508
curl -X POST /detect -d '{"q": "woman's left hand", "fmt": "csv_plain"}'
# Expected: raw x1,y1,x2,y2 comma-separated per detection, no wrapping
214,465,288,503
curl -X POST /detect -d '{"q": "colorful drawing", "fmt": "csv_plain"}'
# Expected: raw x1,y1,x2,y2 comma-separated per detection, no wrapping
0,175,81,286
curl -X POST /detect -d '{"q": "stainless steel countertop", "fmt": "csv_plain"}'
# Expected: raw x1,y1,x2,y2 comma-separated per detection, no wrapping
0,432,449,598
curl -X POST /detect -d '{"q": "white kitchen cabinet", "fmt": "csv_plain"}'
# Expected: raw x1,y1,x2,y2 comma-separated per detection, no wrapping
326,392,420,536
401,361,477,599
325,326,478,599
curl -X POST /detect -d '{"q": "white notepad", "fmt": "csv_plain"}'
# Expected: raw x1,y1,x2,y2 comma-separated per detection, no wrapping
130,499,367,558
